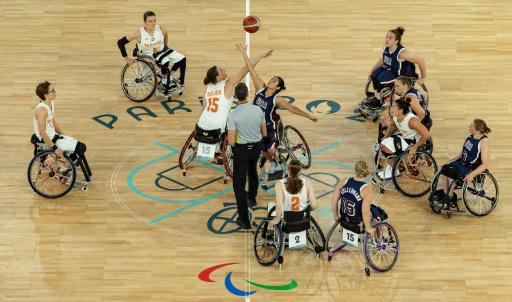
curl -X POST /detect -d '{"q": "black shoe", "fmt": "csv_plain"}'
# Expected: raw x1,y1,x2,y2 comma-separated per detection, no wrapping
366,97,381,109
236,218,251,229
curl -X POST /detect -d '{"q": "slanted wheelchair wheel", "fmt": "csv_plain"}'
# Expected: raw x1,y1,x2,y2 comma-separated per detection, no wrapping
254,218,284,266
392,150,438,197
325,221,347,260
27,150,76,199
462,172,499,217
121,58,157,102
283,125,312,169
222,136,234,179
306,217,326,253
178,130,197,171
363,222,399,273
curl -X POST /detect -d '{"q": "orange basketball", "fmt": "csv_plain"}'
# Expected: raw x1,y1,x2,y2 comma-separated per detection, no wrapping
242,15,261,33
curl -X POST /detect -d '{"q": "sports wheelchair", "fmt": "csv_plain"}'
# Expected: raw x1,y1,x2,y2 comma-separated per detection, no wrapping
257,120,312,187
372,143,438,197
325,205,399,276
428,167,499,218
356,62,429,122
253,203,325,268
178,125,233,184
28,134,92,199
120,49,182,102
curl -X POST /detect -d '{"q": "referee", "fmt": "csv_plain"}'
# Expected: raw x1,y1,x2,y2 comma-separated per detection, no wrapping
227,83,267,229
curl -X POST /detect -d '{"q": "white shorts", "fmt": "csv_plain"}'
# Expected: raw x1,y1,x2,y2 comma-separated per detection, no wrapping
156,49,185,66
381,135,410,154
55,135,78,153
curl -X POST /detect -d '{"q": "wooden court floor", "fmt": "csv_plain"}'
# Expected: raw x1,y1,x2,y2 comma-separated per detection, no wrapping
1,1,511,301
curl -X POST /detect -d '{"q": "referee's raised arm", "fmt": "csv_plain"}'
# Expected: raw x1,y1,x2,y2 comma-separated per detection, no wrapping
227,83,266,230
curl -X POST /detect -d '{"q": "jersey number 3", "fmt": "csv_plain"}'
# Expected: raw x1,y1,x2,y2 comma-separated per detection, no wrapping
207,97,219,112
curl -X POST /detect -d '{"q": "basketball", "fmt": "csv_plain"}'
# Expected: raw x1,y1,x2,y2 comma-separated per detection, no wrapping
243,15,261,33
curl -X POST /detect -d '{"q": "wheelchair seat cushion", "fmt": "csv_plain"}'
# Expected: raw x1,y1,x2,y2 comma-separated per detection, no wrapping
194,125,222,144
282,210,311,233
370,204,388,221
339,216,363,234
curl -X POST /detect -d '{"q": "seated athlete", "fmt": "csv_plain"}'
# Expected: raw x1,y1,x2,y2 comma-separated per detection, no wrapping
435,119,491,207
198,43,272,163
270,160,318,226
238,46,318,179
367,26,427,108
378,98,430,179
117,11,187,96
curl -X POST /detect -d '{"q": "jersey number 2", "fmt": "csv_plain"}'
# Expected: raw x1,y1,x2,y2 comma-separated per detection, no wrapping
207,97,219,112
291,196,300,211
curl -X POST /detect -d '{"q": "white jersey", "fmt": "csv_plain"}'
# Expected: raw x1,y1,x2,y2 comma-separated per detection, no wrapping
393,112,420,141
138,25,165,56
198,80,232,131
281,177,309,212
33,101,56,140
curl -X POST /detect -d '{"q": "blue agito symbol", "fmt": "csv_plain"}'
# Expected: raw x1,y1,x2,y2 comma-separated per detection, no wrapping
306,100,341,114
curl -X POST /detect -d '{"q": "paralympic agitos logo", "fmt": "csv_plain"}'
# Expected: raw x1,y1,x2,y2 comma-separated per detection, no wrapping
198,263,297,297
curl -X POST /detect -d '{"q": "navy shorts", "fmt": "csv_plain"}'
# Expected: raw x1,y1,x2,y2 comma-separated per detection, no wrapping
262,131,277,152
371,67,398,92
441,160,472,180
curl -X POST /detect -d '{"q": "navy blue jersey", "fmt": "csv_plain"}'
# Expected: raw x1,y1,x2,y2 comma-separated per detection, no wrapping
382,45,406,75
252,87,280,132
461,134,487,168
406,87,427,111
339,177,368,222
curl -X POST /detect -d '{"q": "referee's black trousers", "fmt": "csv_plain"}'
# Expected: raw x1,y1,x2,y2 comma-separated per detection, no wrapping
232,142,262,225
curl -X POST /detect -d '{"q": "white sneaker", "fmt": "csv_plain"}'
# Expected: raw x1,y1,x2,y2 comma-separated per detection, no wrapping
377,165,400,180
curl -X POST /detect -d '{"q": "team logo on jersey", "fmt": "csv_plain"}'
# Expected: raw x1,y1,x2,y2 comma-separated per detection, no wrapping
306,100,340,114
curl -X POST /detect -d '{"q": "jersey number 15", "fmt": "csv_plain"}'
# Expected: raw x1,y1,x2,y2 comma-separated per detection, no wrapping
207,97,219,112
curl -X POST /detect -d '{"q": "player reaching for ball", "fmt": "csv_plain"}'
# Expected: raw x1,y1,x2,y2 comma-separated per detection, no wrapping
237,43,318,180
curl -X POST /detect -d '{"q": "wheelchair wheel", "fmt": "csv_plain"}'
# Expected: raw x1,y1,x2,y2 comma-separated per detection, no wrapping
306,216,326,253
283,125,311,169
325,221,347,260
120,58,157,102
254,218,284,266
462,172,499,217
27,150,76,199
363,222,399,273
392,150,438,197
222,136,234,179
178,130,197,172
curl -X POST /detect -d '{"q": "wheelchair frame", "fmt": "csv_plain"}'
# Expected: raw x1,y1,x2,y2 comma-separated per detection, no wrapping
372,146,438,197
325,217,400,276
178,129,232,184
120,54,182,102
28,138,92,199
429,168,499,218
253,205,325,268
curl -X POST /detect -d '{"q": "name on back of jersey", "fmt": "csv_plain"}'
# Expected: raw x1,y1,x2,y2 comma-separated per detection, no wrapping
206,89,222,97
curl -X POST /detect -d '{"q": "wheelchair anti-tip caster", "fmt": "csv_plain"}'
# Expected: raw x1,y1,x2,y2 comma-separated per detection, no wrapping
447,211,452,219
380,188,385,193
327,254,332,262
182,171,187,176
365,267,371,276
81,185,88,191
223,177,228,184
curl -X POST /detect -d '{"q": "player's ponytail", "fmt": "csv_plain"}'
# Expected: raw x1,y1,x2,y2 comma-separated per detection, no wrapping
276,76,286,93
285,160,303,194
474,119,491,135
390,26,405,45
204,66,218,85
